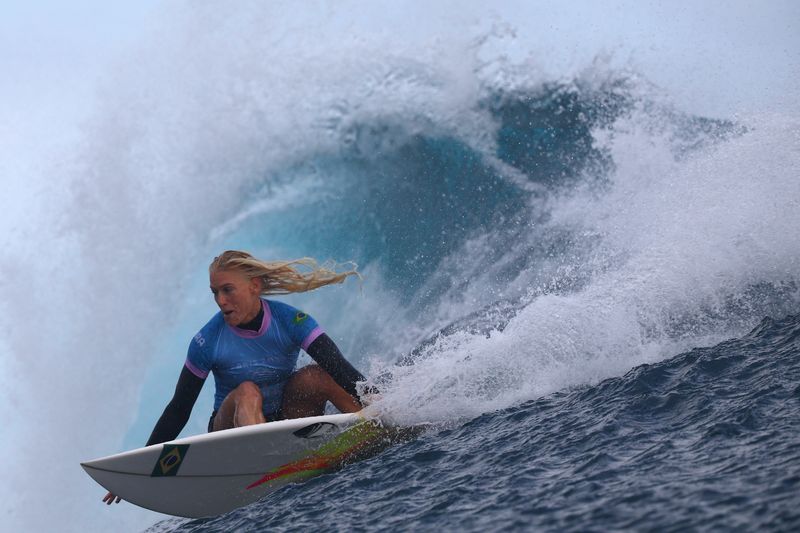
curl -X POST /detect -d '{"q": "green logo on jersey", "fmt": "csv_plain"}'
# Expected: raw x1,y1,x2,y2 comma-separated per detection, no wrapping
294,312,308,324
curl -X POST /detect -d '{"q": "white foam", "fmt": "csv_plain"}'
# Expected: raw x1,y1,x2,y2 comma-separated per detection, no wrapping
373,113,800,426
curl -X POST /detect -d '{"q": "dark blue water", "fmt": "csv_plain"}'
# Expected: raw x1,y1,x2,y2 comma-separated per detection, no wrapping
141,76,800,532
150,313,800,532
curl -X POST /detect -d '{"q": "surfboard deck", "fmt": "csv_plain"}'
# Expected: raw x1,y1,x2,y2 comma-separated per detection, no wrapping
81,411,419,518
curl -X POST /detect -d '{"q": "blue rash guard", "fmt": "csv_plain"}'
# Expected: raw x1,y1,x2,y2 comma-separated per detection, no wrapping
145,298,368,446
184,298,324,417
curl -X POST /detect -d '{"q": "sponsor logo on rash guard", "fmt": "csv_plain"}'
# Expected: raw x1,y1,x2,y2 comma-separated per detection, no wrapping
193,332,205,346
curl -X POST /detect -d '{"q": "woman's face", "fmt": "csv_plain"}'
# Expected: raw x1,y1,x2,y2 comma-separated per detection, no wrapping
209,269,263,326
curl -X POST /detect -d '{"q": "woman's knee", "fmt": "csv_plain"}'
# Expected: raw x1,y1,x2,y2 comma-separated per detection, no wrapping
233,380,263,401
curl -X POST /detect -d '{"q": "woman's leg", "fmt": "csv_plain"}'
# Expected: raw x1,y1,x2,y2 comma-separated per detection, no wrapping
281,365,362,419
212,381,266,431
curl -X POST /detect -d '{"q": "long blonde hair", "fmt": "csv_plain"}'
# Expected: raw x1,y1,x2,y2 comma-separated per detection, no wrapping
209,250,360,295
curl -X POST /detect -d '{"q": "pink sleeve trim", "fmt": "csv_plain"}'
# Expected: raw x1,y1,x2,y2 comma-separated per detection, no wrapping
184,358,209,379
301,327,324,351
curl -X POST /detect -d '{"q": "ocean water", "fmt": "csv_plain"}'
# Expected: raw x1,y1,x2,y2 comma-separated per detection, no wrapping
149,314,800,532
2,3,800,532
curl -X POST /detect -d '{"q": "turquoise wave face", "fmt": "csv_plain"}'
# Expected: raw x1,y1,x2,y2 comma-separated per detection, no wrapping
217,80,738,300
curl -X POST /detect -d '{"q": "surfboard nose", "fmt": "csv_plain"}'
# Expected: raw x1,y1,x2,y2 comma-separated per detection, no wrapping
78,412,378,518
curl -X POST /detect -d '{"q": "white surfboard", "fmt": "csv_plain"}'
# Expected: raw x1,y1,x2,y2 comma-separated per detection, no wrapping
82,411,411,518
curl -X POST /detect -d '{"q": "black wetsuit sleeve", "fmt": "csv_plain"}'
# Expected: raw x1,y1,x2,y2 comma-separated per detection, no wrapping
146,366,205,446
306,333,367,399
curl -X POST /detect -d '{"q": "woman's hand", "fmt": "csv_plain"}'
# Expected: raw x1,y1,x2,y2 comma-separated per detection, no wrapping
360,384,382,407
103,491,121,505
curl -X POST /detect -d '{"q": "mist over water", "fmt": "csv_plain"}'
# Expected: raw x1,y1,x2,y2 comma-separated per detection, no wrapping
1,2,798,531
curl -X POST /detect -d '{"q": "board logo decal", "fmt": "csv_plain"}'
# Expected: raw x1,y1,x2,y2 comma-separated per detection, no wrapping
293,312,308,324
247,421,387,490
151,444,190,477
293,422,338,439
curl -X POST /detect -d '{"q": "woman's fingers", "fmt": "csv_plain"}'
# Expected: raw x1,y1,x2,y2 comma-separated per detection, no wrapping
103,491,121,504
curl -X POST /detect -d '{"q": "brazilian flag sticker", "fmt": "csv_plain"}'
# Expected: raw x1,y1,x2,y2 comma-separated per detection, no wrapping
294,312,308,324
151,444,190,477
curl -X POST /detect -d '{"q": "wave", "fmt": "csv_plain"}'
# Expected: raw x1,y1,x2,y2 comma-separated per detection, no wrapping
67,59,799,433
168,78,799,429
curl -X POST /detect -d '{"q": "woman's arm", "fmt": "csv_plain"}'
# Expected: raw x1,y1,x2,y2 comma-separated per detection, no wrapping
145,366,205,446
305,333,367,398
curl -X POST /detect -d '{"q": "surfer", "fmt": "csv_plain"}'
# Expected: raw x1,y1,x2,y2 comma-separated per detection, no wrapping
103,250,367,505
